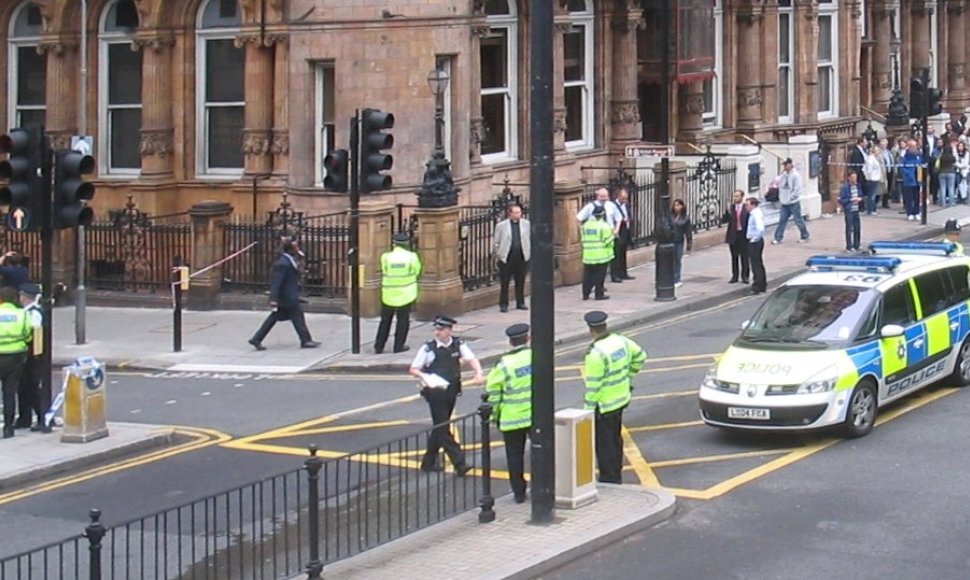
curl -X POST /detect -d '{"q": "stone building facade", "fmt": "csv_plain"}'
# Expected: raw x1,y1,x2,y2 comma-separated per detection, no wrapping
0,0,963,217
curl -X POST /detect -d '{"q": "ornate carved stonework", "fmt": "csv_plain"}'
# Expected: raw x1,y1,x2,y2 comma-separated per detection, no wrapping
140,129,174,157
610,102,640,124
270,131,290,156
611,13,644,32
947,0,966,14
33,0,55,33
472,0,487,15
471,25,491,39
469,117,485,147
234,34,264,49
263,33,288,47
911,1,935,16
37,39,77,56
555,21,573,34
875,71,893,90
132,34,175,53
243,131,273,156
553,110,568,135
684,93,706,115
48,133,72,150
737,87,763,108
949,63,966,83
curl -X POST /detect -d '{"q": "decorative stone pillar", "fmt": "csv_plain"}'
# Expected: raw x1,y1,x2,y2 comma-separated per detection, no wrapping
610,2,643,150
736,7,764,127
871,3,894,110
845,0,864,116
134,33,175,178
553,15,571,152
553,182,585,286
947,0,967,111
39,38,77,150
357,200,395,318
268,34,290,176
414,206,462,320
910,0,932,78
237,33,274,176
676,81,706,144
656,160,689,207
188,201,233,310
469,23,490,165
795,0,820,123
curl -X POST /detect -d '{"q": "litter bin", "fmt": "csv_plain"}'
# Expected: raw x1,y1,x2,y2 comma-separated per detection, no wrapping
61,357,108,443
554,408,598,509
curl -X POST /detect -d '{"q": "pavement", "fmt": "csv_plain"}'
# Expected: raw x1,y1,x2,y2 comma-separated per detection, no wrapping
49,203,970,375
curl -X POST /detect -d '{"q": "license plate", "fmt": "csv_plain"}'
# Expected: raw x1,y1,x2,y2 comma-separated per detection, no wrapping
727,407,771,420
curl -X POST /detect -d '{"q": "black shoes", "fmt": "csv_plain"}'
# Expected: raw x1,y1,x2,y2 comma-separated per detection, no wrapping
742,278,750,284
611,278,624,283
420,464,444,473
594,295,610,301
514,492,528,504
728,277,738,284
248,339,266,351
622,275,636,280
2,428,13,439
500,305,509,313
393,346,410,353
455,464,473,477
301,341,321,349
516,304,528,311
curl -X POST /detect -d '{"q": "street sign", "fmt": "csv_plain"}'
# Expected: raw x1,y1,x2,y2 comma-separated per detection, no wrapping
624,144,674,158
7,206,30,231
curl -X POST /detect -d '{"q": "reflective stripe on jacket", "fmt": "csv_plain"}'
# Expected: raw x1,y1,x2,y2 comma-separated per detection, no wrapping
584,333,647,413
486,347,533,431
581,219,614,265
0,303,31,354
380,247,421,307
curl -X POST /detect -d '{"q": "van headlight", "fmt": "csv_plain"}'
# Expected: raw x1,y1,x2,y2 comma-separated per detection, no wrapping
701,367,720,390
796,367,838,394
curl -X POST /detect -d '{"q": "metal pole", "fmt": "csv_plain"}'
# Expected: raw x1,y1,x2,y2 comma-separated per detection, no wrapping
84,508,105,580
921,83,930,226
655,0,676,302
349,112,361,354
75,0,89,345
172,256,183,352
40,135,54,423
529,0,556,525
304,445,323,579
478,394,495,523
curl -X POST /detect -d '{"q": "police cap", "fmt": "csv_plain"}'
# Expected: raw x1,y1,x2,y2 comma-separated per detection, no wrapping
945,218,962,233
393,232,410,245
584,310,608,327
505,323,529,340
433,315,457,329
592,204,606,217
18,282,40,296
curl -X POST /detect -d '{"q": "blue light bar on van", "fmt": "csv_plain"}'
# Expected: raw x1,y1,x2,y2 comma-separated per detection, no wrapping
805,255,901,272
867,241,957,255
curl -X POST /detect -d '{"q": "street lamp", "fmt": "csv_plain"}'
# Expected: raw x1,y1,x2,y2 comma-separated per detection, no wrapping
416,66,460,208
887,31,909,126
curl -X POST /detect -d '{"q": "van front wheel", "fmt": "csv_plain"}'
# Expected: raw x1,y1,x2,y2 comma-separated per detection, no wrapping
842,382,877,438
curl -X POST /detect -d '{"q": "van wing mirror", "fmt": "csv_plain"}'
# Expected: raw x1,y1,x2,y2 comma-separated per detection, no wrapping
880,324,904,338
741,320,750,330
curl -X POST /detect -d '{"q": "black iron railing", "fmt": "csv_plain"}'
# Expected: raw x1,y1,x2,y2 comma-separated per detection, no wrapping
85,204,192,292
458,189,527,291
221,211,351,299
0,217,41,281
582,171,659,247
0,403,495,579
684,157,737,232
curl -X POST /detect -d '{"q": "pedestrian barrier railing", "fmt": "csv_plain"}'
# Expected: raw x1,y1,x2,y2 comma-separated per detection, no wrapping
0,399,498,580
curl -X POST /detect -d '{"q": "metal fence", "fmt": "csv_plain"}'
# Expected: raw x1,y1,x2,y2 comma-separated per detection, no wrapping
221,211,351,299
0,404,495,579
582,170,660,246
458,190,526,291
85,201,192,292
684,156,737,232
0,215,41,281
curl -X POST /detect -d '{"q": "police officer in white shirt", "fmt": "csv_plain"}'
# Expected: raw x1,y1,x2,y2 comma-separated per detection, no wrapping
408,315,484,474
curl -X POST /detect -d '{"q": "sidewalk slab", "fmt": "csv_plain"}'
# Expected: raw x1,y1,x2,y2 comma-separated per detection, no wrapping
316,485,676,580
0,422,175,490
48,204,970,374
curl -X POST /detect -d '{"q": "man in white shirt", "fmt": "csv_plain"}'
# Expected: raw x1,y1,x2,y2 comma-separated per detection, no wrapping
746,197,767,295
577,187,621,232
409,315,484,475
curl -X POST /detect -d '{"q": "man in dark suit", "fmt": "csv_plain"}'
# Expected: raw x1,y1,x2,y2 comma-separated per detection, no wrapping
721,189,750,283
610,188,635,282
248,236,320,350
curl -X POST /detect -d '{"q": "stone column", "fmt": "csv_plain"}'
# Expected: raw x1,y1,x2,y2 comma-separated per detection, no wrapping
947,0,967,111
268,34,290,176
736,8,764,127
844,0,864,116
795,0,819,123
188,201,233,310
357,200,395,318
609,3,643,151
656,161,689,208
871,3,894,111
676,81,706,144
553,15,570,152
414,206,462,320
911,0,932,79
237,34,274,176
553,182,585,286
134,33,175,178
39,39,77,150
469,24,489,165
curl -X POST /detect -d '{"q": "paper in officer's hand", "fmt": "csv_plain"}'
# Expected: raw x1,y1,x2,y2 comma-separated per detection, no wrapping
419,372,450,389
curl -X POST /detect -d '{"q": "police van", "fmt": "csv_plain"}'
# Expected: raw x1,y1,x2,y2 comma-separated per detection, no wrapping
698,241,970,438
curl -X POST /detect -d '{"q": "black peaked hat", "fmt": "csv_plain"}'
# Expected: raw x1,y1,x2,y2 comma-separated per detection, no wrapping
945,218,962,233
505,323,529,340
433,315,457,328
19,282,40,296
584,311,608,327
392,232,411,244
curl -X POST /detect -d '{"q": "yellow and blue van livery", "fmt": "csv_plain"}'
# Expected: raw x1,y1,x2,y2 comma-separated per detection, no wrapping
699,242,970,438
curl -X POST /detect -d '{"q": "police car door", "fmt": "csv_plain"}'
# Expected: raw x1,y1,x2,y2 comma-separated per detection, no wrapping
878,280,920,401
908,270,958,390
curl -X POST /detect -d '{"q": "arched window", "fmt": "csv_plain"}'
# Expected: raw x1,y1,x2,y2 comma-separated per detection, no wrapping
99,0,142,173
196,0,244,174
480,0,518,162
8,1,45,129
564,0,594,148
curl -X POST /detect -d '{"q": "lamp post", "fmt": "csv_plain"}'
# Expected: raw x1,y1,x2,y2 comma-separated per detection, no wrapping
654,0,676,302
887,29,909,126
416,66,460,208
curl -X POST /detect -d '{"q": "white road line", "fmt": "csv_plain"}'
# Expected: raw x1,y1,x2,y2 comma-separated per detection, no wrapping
201,392,211,397
165,400,177,405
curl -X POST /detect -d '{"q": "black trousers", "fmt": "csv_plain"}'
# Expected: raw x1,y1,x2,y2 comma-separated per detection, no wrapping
421,386,466,470
611,228,630,281
251,304,312,345
498,255,527,308
582,263,608,299
748,239,767,292
0,352,26,430
502,427,530,497
17,354,43,425
374,302,412,352
728,237,749,281
595,407,624,484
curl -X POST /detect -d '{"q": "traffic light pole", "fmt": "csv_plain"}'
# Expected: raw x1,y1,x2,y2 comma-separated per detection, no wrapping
921,110,929,226
349,112,361,354
40,138,54,419
75,0,89,346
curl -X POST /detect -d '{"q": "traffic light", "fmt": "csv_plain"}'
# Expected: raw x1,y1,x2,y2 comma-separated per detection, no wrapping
927,87,944,117
359,108,394,193
0,127,42,231
52,150,95,229
910,77,927,119
323,148,349,192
